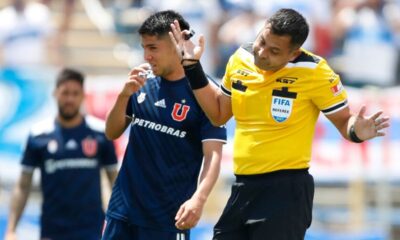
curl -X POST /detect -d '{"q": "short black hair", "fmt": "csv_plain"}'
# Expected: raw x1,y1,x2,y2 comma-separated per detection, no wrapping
138,10,190,37
56,68,84,88
267,8,309,48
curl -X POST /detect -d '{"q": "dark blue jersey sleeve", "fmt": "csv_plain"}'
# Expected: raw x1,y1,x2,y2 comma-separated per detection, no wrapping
200,113,227,142
21,134,40,169
99,137,118,167
126,96,133,116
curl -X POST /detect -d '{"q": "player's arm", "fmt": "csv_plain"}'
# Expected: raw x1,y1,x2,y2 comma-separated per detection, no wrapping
190,82,233,126
175,140,223,230
105,93,132,140
326,106,389,142
5,171,34,240
105,65,149,139
105,168,118,187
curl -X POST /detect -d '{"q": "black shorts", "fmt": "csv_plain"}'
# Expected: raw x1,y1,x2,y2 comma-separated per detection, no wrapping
213,169,314,240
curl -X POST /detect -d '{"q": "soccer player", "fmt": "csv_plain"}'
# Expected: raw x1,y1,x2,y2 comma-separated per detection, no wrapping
170,8,390,239
5,68,119,240
102,10,226,240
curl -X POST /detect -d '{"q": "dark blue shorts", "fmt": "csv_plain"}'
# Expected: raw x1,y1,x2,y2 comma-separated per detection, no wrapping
213,169,314,240
40,229,101,240
101,216,190,240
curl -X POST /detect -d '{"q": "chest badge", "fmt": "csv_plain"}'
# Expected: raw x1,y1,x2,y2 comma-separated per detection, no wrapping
271,87,297,123
271,96,293,123
171,103,190,122
82,137,98,157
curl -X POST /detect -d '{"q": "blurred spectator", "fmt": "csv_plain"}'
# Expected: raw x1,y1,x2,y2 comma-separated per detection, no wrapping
213,0,262,78
213,0,332,77
330,0,400,87
252,0,330,54
145,0,222,75
41,0,76,34
0,0,60,68
111,0,151,34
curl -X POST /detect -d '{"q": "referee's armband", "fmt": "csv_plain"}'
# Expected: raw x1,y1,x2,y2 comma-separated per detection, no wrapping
183,61,209,90
348,124,364,143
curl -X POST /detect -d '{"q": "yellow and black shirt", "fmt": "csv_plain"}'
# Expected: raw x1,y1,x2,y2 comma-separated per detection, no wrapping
221,43,348,175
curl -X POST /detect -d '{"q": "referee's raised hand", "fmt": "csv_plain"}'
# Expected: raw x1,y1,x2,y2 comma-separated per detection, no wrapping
352,106,390,141
169,19,204,66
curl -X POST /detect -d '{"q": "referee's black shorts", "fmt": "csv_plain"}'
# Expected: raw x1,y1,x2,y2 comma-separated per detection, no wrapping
213,168,314,240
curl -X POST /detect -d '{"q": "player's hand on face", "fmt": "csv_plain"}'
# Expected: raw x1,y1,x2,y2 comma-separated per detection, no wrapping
353,106,390,141
169,20,205,65
121,63,151,97
175,197,205,230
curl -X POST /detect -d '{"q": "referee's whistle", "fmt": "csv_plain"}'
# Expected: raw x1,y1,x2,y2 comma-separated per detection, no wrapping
184,29,195,40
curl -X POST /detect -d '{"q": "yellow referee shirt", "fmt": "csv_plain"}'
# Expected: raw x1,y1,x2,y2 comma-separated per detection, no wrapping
221,43,348,175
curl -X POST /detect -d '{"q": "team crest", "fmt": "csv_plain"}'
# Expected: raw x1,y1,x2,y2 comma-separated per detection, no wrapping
137,92,146,103
47,139,58,154
271,96,293,123
81,137,98,157
171,103,190,122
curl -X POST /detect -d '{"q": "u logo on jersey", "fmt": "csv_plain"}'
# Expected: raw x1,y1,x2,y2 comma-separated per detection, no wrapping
82,137,98,157
171,103,190,122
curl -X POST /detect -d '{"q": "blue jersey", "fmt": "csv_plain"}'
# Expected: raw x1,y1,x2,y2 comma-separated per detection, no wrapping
107,76,226,231
21,115,118,240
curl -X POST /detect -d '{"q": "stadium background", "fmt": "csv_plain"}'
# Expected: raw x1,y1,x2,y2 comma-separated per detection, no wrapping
1,0,400,239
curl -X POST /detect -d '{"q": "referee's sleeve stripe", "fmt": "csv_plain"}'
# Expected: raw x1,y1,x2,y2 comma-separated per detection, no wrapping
221,84,231,97
322,100,348,115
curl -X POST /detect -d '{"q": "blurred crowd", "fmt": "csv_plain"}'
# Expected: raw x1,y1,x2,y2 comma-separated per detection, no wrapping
1,0,400,87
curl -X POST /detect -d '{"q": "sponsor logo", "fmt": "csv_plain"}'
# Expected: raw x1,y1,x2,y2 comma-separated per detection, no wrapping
65,139,78,150
130,115,187,138
328,73,339,83
276,77,297,84
45,158,98,174
154,99,166,108
236,69,252,76
171,103,190,122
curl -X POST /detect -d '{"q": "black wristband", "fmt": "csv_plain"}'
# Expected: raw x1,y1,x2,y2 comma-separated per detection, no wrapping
183,61,209,90
349,125,364,143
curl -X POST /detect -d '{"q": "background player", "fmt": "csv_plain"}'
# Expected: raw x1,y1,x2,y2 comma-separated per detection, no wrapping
5,68,118,240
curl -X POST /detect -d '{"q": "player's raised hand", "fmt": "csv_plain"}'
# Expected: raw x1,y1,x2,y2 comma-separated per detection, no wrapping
353,106,390,141
169,19,205,65
121,63,151,97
